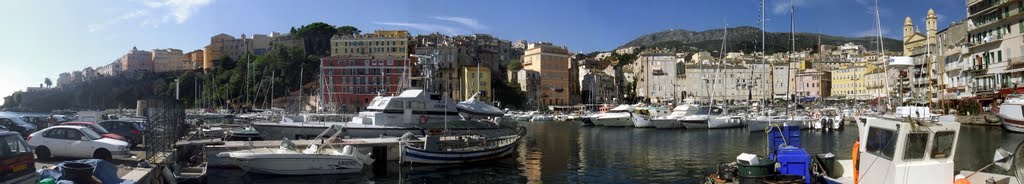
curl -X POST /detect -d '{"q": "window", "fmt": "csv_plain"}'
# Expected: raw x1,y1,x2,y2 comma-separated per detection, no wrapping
932,131,955,158
866,127,897,159
43,129,65,139
903,133,928,160
0,135,31,157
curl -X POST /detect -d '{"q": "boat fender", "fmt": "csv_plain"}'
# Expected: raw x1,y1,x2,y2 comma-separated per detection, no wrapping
954,174,970,184
853,140,860,184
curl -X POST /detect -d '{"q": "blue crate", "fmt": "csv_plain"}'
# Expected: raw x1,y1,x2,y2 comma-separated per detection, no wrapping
775,147,811,184
768,125,801,155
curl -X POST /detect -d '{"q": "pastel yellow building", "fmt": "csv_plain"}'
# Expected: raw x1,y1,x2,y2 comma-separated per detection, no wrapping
462,66,491,102
330,30,410,58
831,64,878,99
523,42,570,107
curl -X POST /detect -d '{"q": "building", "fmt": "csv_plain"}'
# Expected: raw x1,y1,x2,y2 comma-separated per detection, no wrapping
270,32,305,52
691,51,713,63
794,69,830,100
515,69,541,108
681,63,769,101
185,50,204,70
965,0,1024,101
82,67,97,81
579,67,616,104
634,52,681,103
831,64,877,99
462,66,491,102
152,48,189,73
120,47,153,74
97,60,121,77
319,56,412,112
901,10,937,58
330,30,411,58
772,63,790,99
203,33,244,70
522,42,571,107
56,72,71,87
938,21,970,100
865,69,892,100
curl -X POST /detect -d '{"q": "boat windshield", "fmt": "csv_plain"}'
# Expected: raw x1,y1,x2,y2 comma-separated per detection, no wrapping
280,138,297,150
695,107,723,115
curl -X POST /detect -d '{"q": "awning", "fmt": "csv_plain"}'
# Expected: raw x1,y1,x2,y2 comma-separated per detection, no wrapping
997,87,1024,95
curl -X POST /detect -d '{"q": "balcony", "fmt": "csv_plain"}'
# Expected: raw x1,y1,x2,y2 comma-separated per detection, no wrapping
969,34,1004,48
1009,57,1024,69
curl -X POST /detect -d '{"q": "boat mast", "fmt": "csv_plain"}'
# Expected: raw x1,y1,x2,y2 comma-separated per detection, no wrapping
875,0,891,110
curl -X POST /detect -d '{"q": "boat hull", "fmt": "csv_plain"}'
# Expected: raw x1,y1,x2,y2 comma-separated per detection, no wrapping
596,114,634,127
401,143,518,164
651,118,684,129
252,122,513,140
225,152,365,175
632,114,655,128
998,103,1024,133
708,117,744,129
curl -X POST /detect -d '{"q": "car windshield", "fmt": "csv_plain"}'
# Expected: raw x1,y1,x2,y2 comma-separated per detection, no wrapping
1,135,32,157
79,128,103,140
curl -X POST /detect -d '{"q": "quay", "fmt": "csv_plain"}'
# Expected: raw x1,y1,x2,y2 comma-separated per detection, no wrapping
182,137,417,168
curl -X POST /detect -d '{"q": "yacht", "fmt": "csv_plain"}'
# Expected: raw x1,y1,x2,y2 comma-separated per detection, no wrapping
594,105,635,127
679,106,723,129
997,95,1024,133
252,89,506,139
632,106,671,128
651,104,700,129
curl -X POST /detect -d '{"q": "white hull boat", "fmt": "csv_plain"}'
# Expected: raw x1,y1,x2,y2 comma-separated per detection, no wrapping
651,118,684,129
997,97,1024,133
707,116,744,129
597,114,634,127
217,126,373,175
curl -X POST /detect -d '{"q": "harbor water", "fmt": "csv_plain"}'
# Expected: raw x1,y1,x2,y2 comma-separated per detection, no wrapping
205,121,1024,183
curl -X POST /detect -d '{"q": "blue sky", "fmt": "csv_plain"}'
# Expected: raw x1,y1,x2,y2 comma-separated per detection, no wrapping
0,0,966,104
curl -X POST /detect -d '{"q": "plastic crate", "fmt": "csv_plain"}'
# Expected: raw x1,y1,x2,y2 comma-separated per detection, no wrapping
768,125,801,155
775,147,811,184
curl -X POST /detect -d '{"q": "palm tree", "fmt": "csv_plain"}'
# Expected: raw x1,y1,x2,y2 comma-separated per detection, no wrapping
44,78,52,88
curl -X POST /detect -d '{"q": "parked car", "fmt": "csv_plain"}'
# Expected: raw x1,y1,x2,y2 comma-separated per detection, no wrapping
98,121,143,147
26,126,129,160
0,117,36,137
60,122,126,142
0,131,39,184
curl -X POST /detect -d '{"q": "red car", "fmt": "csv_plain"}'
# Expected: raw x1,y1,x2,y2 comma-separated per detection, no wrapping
60,122,126,141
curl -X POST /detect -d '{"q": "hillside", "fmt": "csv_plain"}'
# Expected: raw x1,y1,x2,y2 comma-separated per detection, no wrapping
620,26,902,54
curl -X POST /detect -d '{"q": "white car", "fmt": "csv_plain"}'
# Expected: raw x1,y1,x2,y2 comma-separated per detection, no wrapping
27,125,129,160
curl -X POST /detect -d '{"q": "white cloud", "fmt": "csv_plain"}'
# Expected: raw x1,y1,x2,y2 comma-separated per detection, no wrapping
771,0,806,15
88,0,212,32
431,16,486,30
374,22,464,35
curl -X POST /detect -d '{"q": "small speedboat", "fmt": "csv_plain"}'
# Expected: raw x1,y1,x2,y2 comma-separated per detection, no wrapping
594,105,636,127
217,126,374,175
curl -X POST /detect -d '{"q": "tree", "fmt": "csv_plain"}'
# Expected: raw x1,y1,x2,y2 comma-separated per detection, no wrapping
296,22,338,57
44,78,52,88
506,59,523,72
336,25,361,36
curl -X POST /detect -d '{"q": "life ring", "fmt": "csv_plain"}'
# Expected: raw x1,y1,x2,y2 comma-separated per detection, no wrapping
419,115,428,124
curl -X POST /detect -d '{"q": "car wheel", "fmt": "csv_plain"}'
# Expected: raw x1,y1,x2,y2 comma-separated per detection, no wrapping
93,149,112,160
35,146,51,160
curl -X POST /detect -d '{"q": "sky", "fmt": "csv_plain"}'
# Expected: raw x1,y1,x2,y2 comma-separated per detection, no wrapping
0,0,967,104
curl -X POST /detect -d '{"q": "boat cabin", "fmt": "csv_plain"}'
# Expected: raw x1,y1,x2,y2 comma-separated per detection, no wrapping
857,116,960,184
354,89,461,126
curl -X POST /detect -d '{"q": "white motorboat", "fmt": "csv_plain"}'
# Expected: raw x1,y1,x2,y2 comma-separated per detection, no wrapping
997,95,1024,133
679,106,726,129
456,93,505,119
632,106,671,128
651,104,700,129
594,105,635,127
707,115,744,129
530,114,554,122
217,126,374,175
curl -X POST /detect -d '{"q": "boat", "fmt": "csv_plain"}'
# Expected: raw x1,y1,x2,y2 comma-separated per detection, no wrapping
651,104,700,129
217,125,374,175
679,106,730,129
632,106,670,128
224,126,263,141
400,126,526,164
594,105,635,127
530,114,554,122
997,95,1024,133
252,89,508,139
456,93,505,119
707,114,745,129
816,108,844,131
